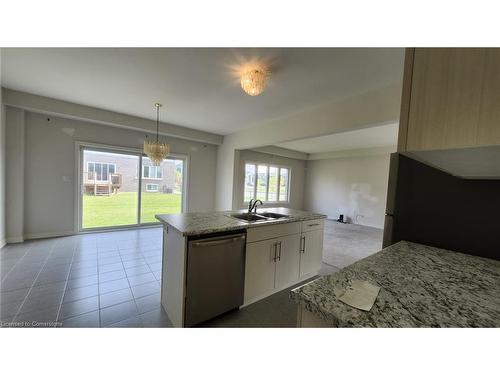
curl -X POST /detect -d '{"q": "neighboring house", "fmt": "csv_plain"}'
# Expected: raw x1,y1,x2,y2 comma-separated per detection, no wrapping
83,151,177,194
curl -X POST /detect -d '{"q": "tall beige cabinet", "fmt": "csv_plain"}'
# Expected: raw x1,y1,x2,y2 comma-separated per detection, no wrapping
399,48,500,153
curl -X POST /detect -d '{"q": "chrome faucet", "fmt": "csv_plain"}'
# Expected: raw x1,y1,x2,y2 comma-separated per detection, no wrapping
248,199,263,213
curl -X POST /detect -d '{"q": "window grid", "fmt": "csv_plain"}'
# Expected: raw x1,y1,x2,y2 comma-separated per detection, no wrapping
143,165,162,179
87,162,116,182
244,162,290,203
145,183,159,192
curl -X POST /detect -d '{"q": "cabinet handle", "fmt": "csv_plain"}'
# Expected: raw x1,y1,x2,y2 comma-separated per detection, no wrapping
300,235,306,253
277,241,282,261
272,242,277,262
307,223,320,227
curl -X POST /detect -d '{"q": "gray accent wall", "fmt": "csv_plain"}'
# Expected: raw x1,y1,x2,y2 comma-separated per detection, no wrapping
5,109,218,241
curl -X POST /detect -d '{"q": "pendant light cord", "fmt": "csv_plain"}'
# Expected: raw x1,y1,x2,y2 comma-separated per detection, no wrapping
156,104,160,142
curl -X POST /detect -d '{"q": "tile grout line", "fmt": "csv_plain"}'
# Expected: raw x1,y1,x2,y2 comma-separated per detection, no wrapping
95,239,103,327
0,242,33,322
55,239,78,324
1,242,33,283
114,243,142,327
11,239,58,322
107,237,161,327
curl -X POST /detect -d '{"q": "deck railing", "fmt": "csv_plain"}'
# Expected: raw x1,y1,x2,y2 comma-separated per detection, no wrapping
83,172,122,186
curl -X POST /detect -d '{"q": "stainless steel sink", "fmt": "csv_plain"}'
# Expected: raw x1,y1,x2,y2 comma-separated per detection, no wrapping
229,212,291,222
258,212,290,219
229,213,269,222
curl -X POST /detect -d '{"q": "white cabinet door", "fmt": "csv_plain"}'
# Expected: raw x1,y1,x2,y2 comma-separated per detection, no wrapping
244,238,277,304
299,229,323,278
274,234,301,290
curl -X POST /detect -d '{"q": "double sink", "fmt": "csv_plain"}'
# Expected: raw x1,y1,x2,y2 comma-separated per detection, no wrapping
229,212,290,223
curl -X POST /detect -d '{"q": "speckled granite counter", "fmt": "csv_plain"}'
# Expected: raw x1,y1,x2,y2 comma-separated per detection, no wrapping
156,207,327,236
291,241,500,327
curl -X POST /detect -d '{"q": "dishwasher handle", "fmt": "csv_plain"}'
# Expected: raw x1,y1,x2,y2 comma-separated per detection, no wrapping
191,235,246,247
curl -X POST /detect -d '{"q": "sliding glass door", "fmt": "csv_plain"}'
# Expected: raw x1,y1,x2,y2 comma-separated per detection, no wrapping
79,145,186,231
140,156,184,224
82,149,140,229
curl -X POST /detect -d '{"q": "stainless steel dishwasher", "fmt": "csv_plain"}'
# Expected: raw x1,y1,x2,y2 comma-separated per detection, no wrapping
185,231,246,327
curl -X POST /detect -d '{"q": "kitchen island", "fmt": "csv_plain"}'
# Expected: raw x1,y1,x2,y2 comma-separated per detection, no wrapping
291,241,500,327
156,207,326,327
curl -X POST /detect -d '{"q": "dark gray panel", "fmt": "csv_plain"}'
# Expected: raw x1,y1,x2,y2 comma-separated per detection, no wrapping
390,154,500,260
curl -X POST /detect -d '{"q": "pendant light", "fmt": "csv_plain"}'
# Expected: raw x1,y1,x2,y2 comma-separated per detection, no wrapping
144,103,170,166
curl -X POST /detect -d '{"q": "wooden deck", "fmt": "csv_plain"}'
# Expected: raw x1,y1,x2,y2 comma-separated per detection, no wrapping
83,172,122,196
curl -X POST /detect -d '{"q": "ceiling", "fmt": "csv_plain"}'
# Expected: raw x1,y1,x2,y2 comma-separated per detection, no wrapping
1,48,404,135
276,123,399,154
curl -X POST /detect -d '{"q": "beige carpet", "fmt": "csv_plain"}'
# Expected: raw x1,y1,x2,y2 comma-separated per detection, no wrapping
323,220,383,269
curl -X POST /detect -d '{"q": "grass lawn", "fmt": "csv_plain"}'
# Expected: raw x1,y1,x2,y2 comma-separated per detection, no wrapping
83,192,181,228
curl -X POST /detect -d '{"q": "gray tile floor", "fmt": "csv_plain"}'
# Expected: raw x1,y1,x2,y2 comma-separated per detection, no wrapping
1,227,340,328
200,263,338,327
0,228,171,328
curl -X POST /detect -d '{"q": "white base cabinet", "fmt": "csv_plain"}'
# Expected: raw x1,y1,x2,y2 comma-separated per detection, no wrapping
299,229,323,279
274,234,301,290
244,220,324,306
244,238,277,303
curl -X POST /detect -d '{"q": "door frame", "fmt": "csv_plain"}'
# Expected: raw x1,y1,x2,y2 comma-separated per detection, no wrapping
74,141,189,233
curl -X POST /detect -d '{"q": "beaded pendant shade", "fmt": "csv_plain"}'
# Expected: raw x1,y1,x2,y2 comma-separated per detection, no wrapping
240,69,267,96
144,103,170,166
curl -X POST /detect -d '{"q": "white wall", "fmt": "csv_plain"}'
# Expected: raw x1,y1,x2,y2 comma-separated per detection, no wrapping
304,154,391,229
0,49,6,247
6,109,218,240
215,84,401,210
3,89,223,145
5,107,25,242
233,150,306,210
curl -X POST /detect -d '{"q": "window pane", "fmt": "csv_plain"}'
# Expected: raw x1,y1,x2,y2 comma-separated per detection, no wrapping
156,166,162,179
279,168,289,201
143,166,149,178
244,164,256,202
174,160,183,194
102,164,109,181
82,150,139,229
256,165,268,201
95,163,102,180
268,167,279,201
88,163,94,173
140,157,184,223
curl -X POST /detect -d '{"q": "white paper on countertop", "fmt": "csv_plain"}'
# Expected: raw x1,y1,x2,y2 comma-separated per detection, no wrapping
338,280,381,311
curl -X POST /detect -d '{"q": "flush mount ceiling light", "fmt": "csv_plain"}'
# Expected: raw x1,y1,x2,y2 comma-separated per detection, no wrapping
143,103,170,166
240,69,268,96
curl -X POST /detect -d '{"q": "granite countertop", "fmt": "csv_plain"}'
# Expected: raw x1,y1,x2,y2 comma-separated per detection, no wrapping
155,207,327,236
291,241,500,327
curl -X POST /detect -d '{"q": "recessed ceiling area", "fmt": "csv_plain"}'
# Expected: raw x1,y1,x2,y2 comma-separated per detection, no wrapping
1,48,404,135
275,122,399,154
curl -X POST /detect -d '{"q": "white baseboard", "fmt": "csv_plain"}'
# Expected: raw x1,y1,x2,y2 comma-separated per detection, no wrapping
23,231,76,241
6,236,24,243
326,217,384,230
0,238,6,248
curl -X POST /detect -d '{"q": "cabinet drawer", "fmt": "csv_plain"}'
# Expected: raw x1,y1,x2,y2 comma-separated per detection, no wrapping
247,222,301,243
301,219,324,233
